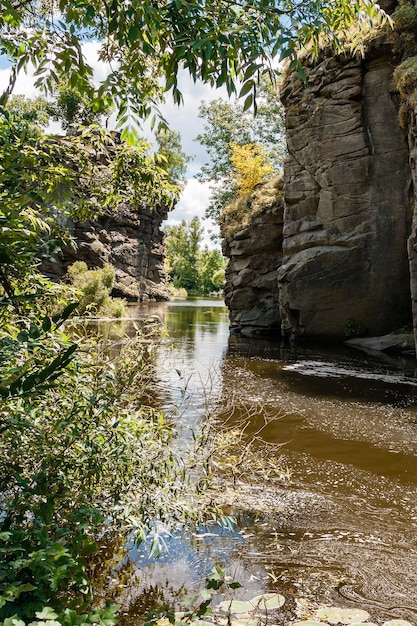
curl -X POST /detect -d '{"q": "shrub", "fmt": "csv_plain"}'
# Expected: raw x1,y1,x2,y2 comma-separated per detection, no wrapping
0,325,208,623
66,262,126,317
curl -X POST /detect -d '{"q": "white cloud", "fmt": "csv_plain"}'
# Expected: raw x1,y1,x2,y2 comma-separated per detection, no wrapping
170,178,212,221
0,64,39,98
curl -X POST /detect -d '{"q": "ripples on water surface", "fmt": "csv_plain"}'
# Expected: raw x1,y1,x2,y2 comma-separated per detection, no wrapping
115,300,417,624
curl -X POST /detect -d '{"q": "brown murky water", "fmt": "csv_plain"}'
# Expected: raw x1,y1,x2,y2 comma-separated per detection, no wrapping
113,299,417,625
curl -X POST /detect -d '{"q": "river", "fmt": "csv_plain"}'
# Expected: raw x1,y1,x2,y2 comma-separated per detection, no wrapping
112,298,417,625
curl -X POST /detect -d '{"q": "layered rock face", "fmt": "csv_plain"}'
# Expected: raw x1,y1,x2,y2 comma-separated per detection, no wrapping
43,203,170,301
221,179,284,335
279,50,412,340
222,32,416,342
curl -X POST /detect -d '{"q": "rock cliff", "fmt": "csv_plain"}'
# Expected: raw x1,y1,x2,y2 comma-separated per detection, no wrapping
221,179,284,335
223,2,417,348
279,47,412,340
43,202,170,301
41,130,172,302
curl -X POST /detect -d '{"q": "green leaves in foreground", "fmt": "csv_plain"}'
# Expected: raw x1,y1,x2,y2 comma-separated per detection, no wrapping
0,603,119,626
0,0,390,131
151,589,415,626
217,593,285,615
0,303,79,400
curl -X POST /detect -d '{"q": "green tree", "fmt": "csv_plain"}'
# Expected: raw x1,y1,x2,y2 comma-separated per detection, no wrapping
165,217,202,292
46,80,108,131
0,0,388,138
165,217,226,294
155,127,191,182
5,94,50,129
196,79,286,220
198,248,227,294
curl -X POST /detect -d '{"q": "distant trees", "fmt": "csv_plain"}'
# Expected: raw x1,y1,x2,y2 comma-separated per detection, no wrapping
46,81,107,131
164,217,226,295
155,128,191,183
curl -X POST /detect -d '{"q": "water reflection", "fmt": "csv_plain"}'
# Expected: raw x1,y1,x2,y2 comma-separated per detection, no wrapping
114,299,417,625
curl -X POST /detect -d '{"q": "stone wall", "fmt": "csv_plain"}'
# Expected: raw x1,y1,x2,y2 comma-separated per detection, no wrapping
43,202,170,301
401,74,417,354
222,34,417,344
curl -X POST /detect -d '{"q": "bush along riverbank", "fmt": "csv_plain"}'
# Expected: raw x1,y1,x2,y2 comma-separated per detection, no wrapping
0,294,226,624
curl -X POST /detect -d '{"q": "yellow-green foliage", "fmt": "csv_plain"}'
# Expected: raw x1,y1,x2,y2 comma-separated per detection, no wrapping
221,178,283,239
230,142,274,197
167,283,188,299
66,261,126,317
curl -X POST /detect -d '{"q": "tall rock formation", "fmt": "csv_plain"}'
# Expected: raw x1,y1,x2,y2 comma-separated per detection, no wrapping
279,47,412,339
43,202,170,302
221,179,284,335
396,51,417,354
222,2,417,349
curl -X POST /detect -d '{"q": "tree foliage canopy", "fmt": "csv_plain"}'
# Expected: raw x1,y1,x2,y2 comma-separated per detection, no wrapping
46,80,108,130
196,78,286,220
0,0,389,136
230,142,275,196
165,217,226,294
155,127,191,182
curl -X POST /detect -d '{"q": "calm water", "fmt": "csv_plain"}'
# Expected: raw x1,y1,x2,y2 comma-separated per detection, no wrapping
113,299,417,625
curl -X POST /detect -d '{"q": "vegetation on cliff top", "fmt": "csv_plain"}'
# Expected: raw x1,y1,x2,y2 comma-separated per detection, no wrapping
221,178,284,240
196,79,285,223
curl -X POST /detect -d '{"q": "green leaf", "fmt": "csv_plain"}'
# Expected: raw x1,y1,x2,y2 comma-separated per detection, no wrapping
35,607,59,620
242,94,253,113
293,622,326,626
86,4,95,20
0,531,11,541
316,607,370,625
239,80,254,98
42,316,52,332
128,25,140,43
52,301,79,326
218,600,254,614
3,617,26,626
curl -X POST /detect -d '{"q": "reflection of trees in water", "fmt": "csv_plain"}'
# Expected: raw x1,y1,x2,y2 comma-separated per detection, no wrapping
167,306,228,337
164,306,228,360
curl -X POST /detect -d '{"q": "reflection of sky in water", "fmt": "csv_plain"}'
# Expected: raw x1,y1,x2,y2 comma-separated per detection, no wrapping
155,300,229,433
116,521,275,619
